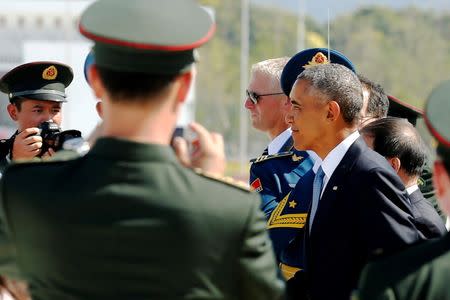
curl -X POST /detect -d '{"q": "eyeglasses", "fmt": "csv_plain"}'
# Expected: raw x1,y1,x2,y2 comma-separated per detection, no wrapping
246,90,284,104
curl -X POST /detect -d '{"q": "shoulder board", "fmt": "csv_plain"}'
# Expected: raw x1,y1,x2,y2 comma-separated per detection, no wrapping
250,151,302,164
194,168,250,192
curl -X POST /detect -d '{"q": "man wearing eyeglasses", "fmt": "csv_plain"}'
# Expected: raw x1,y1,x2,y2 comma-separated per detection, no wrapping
245,57,313,214
245,57,315,264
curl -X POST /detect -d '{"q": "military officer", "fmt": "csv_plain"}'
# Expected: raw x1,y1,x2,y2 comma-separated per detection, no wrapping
246,57,314,219
354,80,450,300
267,48,356,279
0,1,284,300
0,61,74,171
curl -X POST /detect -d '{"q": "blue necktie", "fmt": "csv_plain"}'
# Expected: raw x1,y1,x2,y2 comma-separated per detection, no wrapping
309,166,325,233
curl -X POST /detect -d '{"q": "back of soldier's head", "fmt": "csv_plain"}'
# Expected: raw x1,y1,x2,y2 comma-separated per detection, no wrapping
79,0,214,103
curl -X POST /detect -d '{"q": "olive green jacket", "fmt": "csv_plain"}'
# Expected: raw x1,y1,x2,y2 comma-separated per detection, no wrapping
0,137,284,300
354,233,450,300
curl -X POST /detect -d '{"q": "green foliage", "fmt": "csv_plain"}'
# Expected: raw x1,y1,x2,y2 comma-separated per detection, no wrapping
195,3,450,162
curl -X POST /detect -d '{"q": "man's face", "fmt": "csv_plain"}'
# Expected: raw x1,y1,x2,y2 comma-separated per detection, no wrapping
287,79,329,151
244,71,287,136
8,99,62,131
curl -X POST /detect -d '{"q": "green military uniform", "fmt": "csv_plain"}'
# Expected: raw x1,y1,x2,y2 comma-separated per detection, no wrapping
353,81,450,300
0,1,284,300
388,95,445,220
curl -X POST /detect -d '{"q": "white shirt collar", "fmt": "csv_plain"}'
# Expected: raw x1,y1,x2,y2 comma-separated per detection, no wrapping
406,184,419,195
318,130,360,193
268,128,292,155
308,150,321,171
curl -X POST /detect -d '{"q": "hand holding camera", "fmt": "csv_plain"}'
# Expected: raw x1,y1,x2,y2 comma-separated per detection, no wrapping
12,127,43,160
12,121,82,160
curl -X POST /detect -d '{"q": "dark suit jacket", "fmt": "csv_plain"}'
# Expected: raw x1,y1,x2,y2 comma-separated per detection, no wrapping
288,137,421,300
355,233,450,300
0,138,284,300
409,189,447,239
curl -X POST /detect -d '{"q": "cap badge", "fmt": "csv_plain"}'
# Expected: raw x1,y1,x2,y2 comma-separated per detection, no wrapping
42,66,58,80
303,52,329,69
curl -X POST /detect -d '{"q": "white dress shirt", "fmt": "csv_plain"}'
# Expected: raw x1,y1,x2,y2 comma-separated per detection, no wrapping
268,128,292,155
313,130,360,196
406,184,419,195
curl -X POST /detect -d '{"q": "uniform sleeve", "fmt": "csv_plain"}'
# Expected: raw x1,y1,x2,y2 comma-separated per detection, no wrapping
0,173,21,279
249,164,282,219
237,193,285,300
357,168,421,258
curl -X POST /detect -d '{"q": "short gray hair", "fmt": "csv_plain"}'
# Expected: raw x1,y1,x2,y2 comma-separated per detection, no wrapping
297,63,363,124
251,57,290,90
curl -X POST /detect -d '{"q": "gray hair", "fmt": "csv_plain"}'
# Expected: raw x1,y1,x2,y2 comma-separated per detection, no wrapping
297,63,363,124
251,57,290,90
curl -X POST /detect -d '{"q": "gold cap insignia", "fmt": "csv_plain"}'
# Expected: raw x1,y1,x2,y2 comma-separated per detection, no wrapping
303,52,329,69
42,65,58,80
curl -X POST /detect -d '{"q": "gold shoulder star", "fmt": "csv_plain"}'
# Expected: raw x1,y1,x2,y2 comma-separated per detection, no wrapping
289,200,297,208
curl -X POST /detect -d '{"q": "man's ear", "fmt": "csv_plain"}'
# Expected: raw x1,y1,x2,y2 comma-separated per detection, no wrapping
7,103,18,121
387,157,401,173
174,70,193,104
88,65,106,100
327,100,341,122
95,101,103,119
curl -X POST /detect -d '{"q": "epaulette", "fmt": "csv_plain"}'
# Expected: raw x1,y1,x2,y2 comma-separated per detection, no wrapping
250,151,304,164
194,168,250,192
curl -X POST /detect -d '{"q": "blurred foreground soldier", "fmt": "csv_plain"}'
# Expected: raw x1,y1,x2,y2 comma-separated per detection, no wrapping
285,64,420,300
0,62,75,171
388,95,445,220
354,80,450,300
361,117,446,238
0,1,284,300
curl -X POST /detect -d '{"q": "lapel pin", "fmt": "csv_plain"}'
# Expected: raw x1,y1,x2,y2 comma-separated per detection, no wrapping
332,186,338,191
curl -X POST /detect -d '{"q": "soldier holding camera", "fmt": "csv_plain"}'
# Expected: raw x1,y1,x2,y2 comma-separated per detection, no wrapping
0,61,80,171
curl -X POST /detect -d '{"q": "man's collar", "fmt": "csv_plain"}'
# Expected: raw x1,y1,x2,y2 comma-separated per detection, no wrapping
268,128,291,155
320,130,360,179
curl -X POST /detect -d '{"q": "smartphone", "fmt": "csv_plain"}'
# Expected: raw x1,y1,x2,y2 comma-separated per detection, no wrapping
171,126,199,154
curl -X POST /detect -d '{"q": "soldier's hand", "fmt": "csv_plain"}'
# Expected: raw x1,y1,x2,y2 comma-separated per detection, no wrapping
173,122,226,175
12,128,42,160
41,148,56,160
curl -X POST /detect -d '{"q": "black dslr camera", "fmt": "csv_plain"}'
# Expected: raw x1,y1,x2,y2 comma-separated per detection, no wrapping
38,121,82,156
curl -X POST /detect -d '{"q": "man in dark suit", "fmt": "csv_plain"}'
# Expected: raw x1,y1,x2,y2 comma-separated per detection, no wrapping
388,95,444,220
0,1,284,300
361,117,446,238
285,63,421,300
354,80,450,300
258,49,355,276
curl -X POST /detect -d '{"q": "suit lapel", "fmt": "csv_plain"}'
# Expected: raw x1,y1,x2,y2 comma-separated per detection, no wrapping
308,138,366,236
